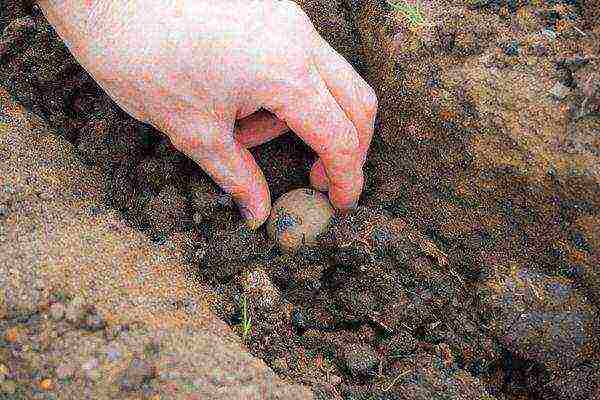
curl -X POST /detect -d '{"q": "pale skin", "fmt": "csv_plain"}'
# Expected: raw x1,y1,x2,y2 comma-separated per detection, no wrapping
37,0,378,229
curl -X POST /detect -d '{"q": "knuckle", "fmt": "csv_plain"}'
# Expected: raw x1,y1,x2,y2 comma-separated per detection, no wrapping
278,1,312,30
203,135,234,154
363,86,379,116
281,0,304,16
330,126,360,156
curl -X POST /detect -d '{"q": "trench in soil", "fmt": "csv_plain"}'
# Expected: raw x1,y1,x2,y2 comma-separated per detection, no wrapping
1,1,599,399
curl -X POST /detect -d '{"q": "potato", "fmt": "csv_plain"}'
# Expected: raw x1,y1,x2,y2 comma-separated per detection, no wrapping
267,188,334,253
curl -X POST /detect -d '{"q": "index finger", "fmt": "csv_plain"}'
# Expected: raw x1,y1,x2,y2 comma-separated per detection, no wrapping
263,66,363,210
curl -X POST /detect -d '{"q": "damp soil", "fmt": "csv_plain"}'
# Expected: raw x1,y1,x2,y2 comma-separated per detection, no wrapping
1,1,599,399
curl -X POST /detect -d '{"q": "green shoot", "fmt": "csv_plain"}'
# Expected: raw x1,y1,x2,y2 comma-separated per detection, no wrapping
240,294,252,343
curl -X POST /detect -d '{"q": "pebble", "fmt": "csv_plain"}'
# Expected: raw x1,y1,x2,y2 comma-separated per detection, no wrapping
49,302,65,321
344,344,379,379
105,346,122,362
83,310,106,332
119,358,155,392
271,357,288,372
55,363,75,380
82,358,99,372
291,308,308,332
329,374,343,386
551,81,572,100
503,41,520,56
0,380,16,394
39,378,53,391
65,296,86,323
240,268,281,310
4,327,20,343
541,28,557,40
0,364,8,383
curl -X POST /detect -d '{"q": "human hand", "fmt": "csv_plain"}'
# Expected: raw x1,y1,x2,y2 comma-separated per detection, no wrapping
37,0,378,228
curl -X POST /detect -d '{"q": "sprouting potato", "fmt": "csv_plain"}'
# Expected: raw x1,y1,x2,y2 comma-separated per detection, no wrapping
267,188,334,253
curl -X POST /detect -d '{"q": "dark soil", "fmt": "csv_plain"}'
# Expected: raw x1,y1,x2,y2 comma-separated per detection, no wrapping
1,0,599,399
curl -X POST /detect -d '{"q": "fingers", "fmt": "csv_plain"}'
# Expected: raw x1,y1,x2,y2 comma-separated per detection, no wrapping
265,66,363,210
309,160,328,191
162,111,271,229
309,34,378,191
234,109,289,148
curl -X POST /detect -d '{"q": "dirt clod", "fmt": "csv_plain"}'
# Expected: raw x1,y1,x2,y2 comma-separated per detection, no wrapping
344,343,379,379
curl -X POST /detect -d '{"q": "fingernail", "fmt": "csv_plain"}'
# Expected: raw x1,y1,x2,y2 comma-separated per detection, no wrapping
339,201,358,213
240,207,258,230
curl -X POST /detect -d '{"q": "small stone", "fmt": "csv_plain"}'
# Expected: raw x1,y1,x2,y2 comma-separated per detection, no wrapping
266,188,334,253
344,344,379,379
4,327,20,343
503,41,520,56
83,309,106,332
49,302,65,321
105,346,122,362
39,378,53,391
0,364,8,383
240,268,281,310
65,296,86,323
82,358,99,372
271,357,288,372
329,374,343,386
531,43,549,56
0,380,17,394
55,363,75,380
192,212,204,226
541,28,557,40
119,358,155,392
550,81,572,100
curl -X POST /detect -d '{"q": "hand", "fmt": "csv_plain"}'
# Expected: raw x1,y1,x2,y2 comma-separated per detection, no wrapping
37,0,378,228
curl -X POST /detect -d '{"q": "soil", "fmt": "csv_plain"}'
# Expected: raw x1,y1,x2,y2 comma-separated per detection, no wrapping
1,0,599,399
